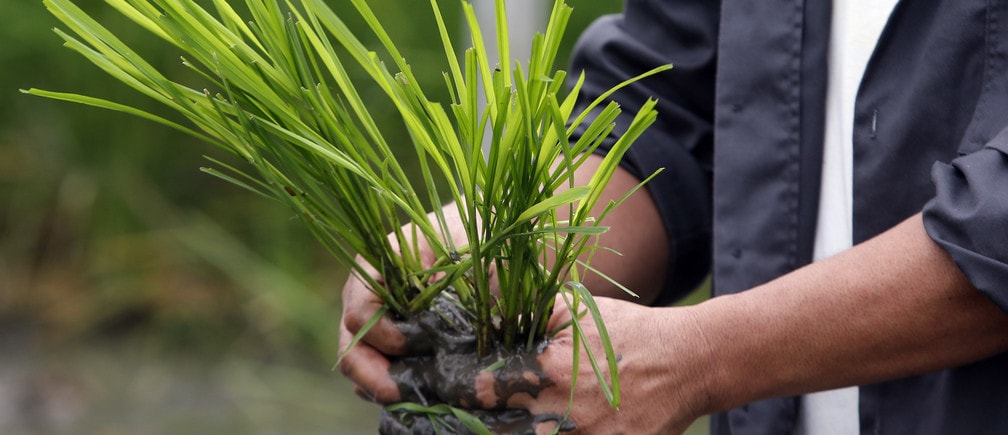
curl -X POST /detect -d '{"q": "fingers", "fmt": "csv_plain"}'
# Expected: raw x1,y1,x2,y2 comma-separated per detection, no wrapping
337,321,402,404
471,361,576,435
338,207,471,407
338,261,407,404
493,297,625,411
340,265,410,356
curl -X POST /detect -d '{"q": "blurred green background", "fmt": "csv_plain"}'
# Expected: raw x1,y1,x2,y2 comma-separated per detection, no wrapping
1,0,660,433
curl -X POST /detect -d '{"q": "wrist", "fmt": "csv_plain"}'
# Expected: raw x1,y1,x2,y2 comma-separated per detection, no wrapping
671,295,778,416
638,305,723,422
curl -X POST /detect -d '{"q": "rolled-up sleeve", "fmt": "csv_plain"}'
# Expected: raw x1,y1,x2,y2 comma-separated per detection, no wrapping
567,0,721,305
923,127,1008,313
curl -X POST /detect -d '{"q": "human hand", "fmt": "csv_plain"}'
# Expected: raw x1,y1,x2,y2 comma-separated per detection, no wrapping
341,278,711,434
336,194,700,433
338,243,536,434
336,257,407,404
464,296,711,434
337,204,471,404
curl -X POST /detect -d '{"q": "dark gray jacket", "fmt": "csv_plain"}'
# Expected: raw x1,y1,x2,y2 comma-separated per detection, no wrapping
572,0,1008,433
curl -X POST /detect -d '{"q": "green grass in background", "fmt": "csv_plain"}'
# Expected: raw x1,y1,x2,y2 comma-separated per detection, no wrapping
2,0,624,355
1,0,646,431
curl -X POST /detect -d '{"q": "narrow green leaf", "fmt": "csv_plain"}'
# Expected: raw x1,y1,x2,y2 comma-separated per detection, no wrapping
562,283,620,408
334,305,390,368
515,186,589,223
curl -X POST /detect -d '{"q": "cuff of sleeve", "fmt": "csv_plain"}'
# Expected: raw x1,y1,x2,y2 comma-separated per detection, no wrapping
923,138,1008,313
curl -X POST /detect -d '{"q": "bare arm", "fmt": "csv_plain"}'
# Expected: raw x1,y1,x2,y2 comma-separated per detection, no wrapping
341,151,1008,432
689,213,1008,412
506,213,1008,433
559,154,670,304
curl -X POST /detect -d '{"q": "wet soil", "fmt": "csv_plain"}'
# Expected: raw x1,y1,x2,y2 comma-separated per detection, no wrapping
378,296,572,434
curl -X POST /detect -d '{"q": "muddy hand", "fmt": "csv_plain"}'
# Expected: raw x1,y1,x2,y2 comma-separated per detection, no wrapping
338,268,448,405
376,295,570,434
388,296,548,406
379,406,568,435
339,250,439,404
339,204,471,404
467,296,708,434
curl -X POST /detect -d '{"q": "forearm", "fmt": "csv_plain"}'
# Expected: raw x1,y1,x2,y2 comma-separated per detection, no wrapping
685,213,1008,414
563,154,670,304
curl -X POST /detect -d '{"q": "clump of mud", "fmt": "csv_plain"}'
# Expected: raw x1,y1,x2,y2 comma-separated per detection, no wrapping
378,296,574,434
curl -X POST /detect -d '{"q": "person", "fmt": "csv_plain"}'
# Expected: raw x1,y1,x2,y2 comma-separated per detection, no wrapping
338,0,1008,433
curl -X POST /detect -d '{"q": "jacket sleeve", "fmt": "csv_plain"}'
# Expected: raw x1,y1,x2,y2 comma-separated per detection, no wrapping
567,0,720,305
923,127,1008,313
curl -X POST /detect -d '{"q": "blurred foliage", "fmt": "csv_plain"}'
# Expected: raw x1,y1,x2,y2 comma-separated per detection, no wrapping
0,2,717,431
0,1,694,431
1,0,622,361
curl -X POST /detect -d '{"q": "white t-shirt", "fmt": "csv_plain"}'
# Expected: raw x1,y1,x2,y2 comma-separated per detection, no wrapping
796,1,898,434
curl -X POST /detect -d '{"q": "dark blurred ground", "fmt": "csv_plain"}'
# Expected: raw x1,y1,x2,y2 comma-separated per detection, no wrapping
0,323,381,433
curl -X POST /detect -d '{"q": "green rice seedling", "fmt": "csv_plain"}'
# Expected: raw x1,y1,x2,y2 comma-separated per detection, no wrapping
25,0,668,431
